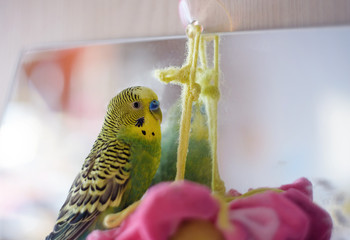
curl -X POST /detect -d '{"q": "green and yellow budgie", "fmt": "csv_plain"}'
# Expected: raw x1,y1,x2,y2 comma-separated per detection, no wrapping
152,101,212,187
46,86,162,240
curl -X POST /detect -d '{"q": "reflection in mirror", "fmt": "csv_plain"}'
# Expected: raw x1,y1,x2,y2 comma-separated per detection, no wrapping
1,26,350,239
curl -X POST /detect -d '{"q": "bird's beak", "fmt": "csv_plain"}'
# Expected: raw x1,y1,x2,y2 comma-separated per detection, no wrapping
151,108,162,123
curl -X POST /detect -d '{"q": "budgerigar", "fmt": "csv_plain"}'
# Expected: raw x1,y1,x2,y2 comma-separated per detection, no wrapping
152,101,212,187
46,86,162,240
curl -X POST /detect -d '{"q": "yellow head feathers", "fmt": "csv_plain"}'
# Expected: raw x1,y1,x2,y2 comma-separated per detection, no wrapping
102,86,162,140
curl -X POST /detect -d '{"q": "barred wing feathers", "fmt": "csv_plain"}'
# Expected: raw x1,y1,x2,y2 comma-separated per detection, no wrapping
46,139,131,240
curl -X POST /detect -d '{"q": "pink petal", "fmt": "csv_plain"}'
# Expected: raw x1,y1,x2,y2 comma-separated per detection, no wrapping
282,189,332,240
279,177,313,200
88,181,220,240
226,189,242,197
88,228,119,240
228,191,310,240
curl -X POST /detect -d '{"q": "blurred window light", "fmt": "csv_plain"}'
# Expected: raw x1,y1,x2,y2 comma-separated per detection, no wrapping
0,103,41,170
318,92,350,187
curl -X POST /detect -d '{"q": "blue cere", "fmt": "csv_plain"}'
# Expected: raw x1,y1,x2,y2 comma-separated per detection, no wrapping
149,100,160,111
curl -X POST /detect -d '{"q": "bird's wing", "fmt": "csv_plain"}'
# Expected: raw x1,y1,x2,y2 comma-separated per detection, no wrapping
46,139,131,240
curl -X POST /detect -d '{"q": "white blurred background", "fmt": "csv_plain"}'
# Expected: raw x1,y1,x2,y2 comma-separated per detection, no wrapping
1,1,350,239
1,26,350,240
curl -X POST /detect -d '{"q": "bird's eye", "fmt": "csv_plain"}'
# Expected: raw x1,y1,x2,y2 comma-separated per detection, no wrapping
133,101,140,109
149,100,160,111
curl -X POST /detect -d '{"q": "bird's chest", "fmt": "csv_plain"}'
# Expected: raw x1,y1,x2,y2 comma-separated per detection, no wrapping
124,142,160,203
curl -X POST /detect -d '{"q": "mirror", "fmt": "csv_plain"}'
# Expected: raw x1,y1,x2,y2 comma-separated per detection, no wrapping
1,26,350,239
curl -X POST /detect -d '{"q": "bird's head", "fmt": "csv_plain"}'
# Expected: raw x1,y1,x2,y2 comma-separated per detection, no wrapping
102,86,162,141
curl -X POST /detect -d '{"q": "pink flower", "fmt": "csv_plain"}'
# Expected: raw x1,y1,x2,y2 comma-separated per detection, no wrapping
88,178,332,240
88,181,220,240
227,178,332,239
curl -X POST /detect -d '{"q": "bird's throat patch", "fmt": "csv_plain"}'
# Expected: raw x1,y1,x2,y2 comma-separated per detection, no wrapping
135,117,145,127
